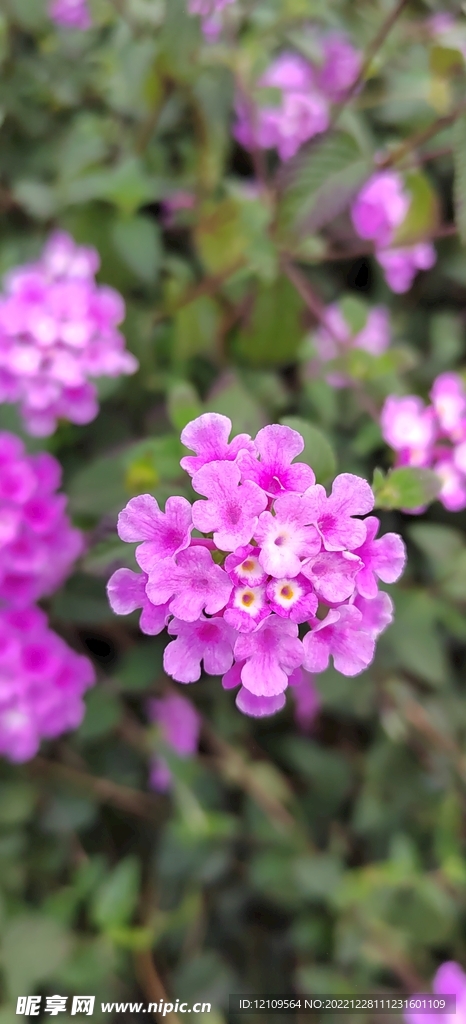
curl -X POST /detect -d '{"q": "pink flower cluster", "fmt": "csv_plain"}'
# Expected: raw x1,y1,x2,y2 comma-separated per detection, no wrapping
351,172,437,293
188,0,235,38
0,431,83,608
107,414,405,718
405,961,466,1024
0,606,95,763
381,373,466,512
312,304,391,386
0,232,138,436
48,0,91,29
234,39,361,162
149,691,201,791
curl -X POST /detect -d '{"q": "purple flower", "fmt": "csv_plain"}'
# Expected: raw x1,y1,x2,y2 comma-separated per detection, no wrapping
234,52,329,163
0,606,95,763
352,517,406,599
260,53,314,92
266,575,318,623
188,0,234,15
380,396,436,465
107,415,406,718
317,34,362,101
353,592,394,638
0,432,83,608
164,615,236,683
192,460,267,551
106,568,171,635
236,687,286,718
180,412,255,477
376,242,436,293
0,233,137,435
274,91,329,161
224,545,267,587
302,605,375,676
234,616,304,697
289,667,321,731
434,457,466,512
148,692,201,792
224,584,270,632
48,0,91,29
430,373,466,439
301,549,362,604
405,962,466,1024
237,424,315,497
303,473,374,552
145,546,232,622
313,305,391,388
351,172,410,248
255,492,321,579
117,495,193,574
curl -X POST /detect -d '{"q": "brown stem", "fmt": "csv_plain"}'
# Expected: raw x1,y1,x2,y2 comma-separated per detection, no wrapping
30,756,163,821
134,951,182,1024
331,0,410,128
378,100,466,169
282,257,381,421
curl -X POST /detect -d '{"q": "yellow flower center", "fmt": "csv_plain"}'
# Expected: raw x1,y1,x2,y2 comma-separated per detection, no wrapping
241,559,255,572
280,585,294,600
241,591,255,607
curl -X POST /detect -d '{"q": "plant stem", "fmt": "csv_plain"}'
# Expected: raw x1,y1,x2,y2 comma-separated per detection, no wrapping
134,951,182,1024
30,756,163,821
331,0,410,127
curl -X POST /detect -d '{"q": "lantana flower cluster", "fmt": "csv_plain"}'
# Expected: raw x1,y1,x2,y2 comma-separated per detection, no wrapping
381,373,466,512
48,0,91,29
107,414,405,719
0,432,83,607
311,303,391,386
0,431,96,763
351,171,437,293
0,232,138,436
234,41,361,162
0,605,95,763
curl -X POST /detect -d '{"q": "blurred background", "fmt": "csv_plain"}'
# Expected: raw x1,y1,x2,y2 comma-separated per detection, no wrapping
1,0,466,1022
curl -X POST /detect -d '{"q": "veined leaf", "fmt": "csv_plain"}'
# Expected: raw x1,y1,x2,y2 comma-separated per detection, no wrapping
453,113,466,245
278,132,371,236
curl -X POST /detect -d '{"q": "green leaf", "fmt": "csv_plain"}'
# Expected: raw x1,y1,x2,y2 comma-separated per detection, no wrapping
116,643,163,692
281,417,336,484
1,915,72,997
174,295,220,361
393,170,439,245
234,277,303,367
0,783,35,826
408,523,464,579
206,373,265,437
429,45,464,77
388,590,448,687
373,466,441,510
167,380,203,431
92,857,141,930
77,690,122,742
68,436,183,517
112,215,162,285
279,132,371,236
13,180,57,220
453,113,466,245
